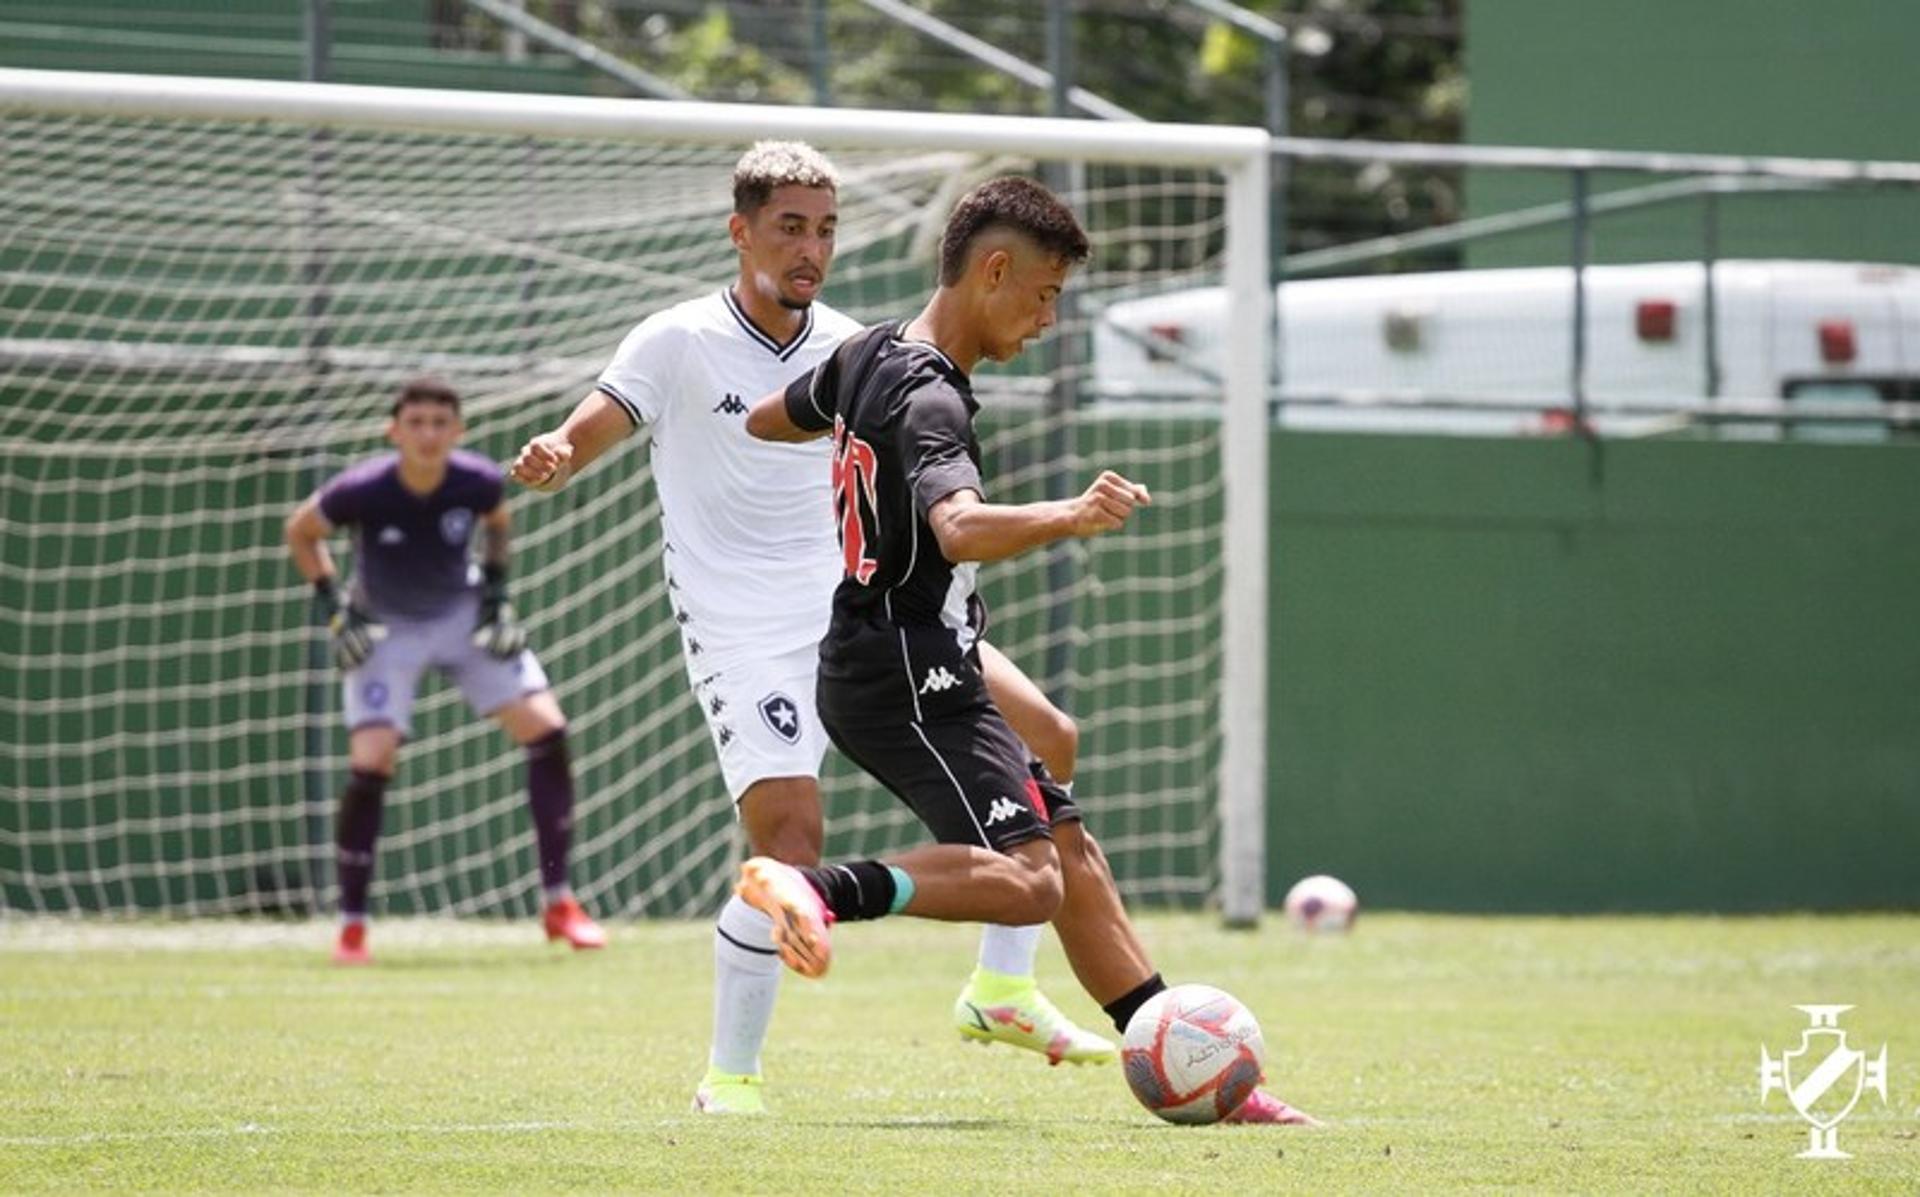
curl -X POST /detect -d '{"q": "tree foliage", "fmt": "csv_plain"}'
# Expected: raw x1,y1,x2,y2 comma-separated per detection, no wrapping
511,0,1463,262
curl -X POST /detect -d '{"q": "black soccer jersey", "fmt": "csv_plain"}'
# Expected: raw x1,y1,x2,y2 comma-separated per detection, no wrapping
782,320,991,726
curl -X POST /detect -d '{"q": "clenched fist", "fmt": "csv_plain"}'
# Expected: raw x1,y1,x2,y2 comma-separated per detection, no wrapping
510,433,575,492
1068,470,1152,537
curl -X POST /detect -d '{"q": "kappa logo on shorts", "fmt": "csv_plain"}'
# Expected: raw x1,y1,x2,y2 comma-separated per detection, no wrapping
983,797,1024,826
918,666,961,695
362,680,389,710
377,526,406,545
758,692,802,745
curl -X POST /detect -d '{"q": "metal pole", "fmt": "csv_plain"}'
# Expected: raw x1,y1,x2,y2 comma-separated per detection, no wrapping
504,0,527,62
304,0,329,82
300,0,333,917
1264,33,1288,400
1047,0,1071,118
809,0,832,107
1703,182,1722,399
1042,0,1078,706
1220,150,1271,927
1570,167,1589,425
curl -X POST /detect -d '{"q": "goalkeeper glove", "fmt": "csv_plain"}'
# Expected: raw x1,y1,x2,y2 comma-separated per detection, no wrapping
473,564,528,660
316,578,386,671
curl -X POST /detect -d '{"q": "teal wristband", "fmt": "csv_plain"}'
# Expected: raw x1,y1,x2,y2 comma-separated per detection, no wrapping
887,865,915,914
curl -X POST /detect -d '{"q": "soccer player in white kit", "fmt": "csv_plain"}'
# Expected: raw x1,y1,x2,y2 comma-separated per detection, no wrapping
511,143,1113,1115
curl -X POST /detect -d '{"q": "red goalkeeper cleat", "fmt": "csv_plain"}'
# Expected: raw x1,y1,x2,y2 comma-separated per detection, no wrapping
1223,1089,1321,1126
543,897,607,950
332,922,371,966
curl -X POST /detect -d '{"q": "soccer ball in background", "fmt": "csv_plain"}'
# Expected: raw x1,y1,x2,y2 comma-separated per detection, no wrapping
1284,874,1358,933
1121,984,1266,1124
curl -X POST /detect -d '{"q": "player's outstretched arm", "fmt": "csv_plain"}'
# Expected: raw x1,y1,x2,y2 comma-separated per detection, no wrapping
928,471,1151,564
510,389,633,493
745,389,828,442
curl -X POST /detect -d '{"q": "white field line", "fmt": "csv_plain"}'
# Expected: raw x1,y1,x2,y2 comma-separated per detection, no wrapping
0,1118,665,1148
0,917,708,953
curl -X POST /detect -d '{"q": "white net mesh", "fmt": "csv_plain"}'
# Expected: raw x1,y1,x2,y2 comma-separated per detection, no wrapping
0,89,1239,918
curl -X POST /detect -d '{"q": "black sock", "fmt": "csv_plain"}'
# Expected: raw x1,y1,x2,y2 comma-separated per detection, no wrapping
1103,972,1167,1034
335,769,389,918
524,728,573,892
799,860,896,923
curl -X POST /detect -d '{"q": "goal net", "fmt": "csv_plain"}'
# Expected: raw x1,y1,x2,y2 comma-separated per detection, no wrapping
0,70,1269,922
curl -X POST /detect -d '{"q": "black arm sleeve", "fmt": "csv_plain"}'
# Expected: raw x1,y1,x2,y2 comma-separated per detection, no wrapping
783,356,837,434
898,379,983,518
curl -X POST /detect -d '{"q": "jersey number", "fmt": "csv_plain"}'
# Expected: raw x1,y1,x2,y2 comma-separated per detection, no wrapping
831,416,881,585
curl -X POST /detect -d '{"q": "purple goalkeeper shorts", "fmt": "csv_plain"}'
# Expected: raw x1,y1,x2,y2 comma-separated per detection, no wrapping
341,593,549,738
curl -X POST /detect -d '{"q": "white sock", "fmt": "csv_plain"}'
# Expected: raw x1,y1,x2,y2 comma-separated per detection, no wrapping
976,923,1043,978
542,883,572,905
709,894,782,1077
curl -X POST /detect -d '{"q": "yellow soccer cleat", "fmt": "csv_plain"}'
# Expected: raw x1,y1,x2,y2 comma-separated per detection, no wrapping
692,1068,767,1116
954,968,1118,1066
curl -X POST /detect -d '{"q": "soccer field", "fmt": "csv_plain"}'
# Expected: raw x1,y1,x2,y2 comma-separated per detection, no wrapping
2,913,1914,1193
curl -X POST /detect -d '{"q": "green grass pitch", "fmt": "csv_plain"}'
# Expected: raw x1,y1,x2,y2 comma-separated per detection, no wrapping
2,913,1915,1192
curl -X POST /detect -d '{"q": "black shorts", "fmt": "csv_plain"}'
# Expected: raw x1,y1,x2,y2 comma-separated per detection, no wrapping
825,703,1081,853
817,619,1080,853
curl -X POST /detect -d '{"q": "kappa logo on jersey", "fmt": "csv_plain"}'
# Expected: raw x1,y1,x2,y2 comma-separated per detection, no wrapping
439,507,474,546
983,797,1025,827
758,692,802,745
918,666,961,694
831,415,881,585
712,392,749,416
377,526,406,546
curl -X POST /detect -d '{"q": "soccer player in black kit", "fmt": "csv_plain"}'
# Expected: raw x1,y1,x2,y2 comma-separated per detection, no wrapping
743,176,1314,1124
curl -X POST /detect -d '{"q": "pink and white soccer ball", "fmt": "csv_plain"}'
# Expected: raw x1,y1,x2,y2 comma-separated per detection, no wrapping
1284,873,1358,932
1121,983,1266,1124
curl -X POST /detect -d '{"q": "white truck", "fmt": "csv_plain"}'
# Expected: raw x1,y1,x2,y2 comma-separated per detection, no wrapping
1090,260,1920,437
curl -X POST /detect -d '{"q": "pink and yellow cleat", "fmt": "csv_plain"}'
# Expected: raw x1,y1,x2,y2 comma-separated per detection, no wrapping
1223,1089,1322,1126
543,897,607,950
954,968,1117,1066
735,857,834,979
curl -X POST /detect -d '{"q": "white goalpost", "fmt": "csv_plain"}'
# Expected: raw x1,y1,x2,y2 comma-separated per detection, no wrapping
0,68,1270,924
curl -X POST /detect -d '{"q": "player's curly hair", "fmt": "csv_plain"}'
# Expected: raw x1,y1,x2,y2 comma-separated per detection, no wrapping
390,375,461,418
937,176,1090,286
732,141,840,215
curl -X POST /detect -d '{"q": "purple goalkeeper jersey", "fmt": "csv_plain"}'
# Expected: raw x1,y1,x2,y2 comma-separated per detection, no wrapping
317,450,503,619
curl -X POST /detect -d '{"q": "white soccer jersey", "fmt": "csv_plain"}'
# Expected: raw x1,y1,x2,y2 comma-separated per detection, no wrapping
597,288,863,658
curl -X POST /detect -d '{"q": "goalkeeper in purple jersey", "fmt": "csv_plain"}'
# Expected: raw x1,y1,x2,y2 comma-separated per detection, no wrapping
284,377,604,964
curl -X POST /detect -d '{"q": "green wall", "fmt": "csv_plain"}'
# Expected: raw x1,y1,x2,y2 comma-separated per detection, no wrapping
1463,0,1920,267
7,426,1918,915
0,0,603,95
1269,431,1920,912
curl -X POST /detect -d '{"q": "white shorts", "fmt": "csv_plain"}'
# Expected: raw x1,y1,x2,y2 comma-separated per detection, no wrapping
685,640,828,801
342,594,549,738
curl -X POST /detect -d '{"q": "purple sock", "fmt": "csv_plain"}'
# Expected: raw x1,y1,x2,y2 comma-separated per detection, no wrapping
335,769,388,918
525,728,574,893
